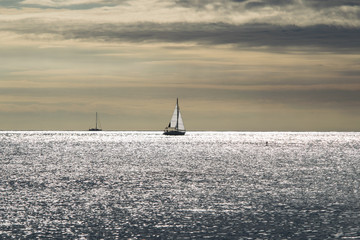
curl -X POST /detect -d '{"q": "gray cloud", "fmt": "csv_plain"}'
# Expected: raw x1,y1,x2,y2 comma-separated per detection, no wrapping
174,0,359,9
3,20,359,53
0,0,23,7
14,0,130,10
244,0,297,9
0,0,358,53
305,0,360,9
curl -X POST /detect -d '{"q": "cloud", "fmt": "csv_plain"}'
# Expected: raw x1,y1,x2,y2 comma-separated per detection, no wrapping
20,0,105,7
174,0,360,10
2,0,358,26
0,0,358,53
305,0,360,9
1,19,359,53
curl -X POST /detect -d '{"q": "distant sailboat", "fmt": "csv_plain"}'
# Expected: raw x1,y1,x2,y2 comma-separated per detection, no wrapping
164,98,186,135
89,112,102,131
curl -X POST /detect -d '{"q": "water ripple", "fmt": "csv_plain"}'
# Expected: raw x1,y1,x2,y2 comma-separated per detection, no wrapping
1,131,359,239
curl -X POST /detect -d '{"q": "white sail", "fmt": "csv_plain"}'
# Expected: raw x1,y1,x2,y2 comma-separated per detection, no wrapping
168,100,185,130
165,98,185,135
169,105,178,128
177,111,185,131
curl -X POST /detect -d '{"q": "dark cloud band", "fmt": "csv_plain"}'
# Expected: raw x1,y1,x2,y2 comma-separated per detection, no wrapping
3,21,359,52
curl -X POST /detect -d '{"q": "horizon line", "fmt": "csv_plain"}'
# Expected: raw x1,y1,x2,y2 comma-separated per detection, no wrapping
0,130,359,133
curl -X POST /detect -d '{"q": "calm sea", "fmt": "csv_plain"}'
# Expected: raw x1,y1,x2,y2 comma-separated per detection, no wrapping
1,131,359,239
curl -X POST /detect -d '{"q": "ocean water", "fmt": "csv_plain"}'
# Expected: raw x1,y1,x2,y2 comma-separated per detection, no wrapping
0,131,359,239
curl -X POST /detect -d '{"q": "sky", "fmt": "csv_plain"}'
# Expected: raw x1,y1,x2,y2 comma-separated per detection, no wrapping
0,0,360,131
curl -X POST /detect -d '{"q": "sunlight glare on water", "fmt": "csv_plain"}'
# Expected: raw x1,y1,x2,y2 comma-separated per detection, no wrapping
1,131,359,239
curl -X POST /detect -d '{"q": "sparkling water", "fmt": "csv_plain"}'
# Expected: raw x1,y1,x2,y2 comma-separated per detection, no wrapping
1,131,359,239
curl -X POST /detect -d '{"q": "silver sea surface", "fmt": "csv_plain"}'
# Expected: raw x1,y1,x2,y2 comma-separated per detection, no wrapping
0,131,359,239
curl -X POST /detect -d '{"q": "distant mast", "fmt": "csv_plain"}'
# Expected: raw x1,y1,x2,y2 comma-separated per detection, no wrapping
89,112,102,131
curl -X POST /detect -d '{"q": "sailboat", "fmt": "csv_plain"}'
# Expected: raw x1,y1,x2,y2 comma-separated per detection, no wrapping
164,98,186,135
89,112,102,131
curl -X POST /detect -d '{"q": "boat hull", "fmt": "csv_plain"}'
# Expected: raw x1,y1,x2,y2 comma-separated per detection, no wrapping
163,130,186,136
89,128,102,131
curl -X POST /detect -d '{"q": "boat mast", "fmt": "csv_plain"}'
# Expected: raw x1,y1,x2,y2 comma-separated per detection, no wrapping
176,98,179,130
96,112,98,129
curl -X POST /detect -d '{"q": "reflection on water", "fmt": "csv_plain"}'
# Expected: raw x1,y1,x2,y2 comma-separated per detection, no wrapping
1,131,359,239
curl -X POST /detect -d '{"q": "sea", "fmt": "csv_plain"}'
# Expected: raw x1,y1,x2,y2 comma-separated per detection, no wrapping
0,131,359,239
